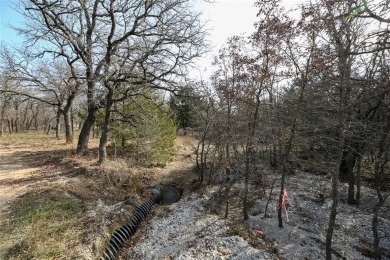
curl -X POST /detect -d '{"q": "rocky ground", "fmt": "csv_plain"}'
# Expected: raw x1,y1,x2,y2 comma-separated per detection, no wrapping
126,193,274,260
123,171,390,260
249,173,390,260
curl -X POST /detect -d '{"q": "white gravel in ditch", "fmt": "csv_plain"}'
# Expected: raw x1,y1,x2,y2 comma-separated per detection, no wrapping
127,194,273,260
127,172,390,260
248,172,390,260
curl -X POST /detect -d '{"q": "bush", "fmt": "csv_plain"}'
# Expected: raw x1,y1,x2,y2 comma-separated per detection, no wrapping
109,93,176,166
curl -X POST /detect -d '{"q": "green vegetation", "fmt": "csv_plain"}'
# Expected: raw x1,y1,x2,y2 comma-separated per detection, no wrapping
0,192,84,259
106,93,176,166
169,86,198,129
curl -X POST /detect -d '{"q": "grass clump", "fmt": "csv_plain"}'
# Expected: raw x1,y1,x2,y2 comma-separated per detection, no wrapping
1,191,84,259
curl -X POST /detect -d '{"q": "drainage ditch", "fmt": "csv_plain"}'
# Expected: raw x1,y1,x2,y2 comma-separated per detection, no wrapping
100,184,182,260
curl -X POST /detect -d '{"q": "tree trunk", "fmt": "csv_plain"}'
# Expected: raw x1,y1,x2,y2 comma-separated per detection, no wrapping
224,168,230,218
46,122,51,135
356,155,362,204
71,107,74,135
76,75,97,155
372,197,384,259
64,110,73,144
14,118,18,133
27,117,35,132
61,93,77,144
7,118,12,134
339,150,357,204
0,115,3,137
21,101,29,132
15,120,18,133
271,143,277,167
121,136,126,148
0,102,5,136
277,166,286,227
325,18,352,256
264,175,277,217
243,87,262,221
276,76,305,227
243,146,251,221
196,123,209,183
326,83,346,260
34,117,38,131
347,154,357,204
200,137,206,184
55,110,61,140
325,134,343,260
98,89,114,165
92,124,96,138
372,114,390,258
76,107,98,155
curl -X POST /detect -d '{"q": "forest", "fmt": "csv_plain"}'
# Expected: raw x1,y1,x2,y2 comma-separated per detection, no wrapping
0,0,389,259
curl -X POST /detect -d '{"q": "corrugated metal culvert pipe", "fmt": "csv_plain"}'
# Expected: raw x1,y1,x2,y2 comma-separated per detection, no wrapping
100,186,162,260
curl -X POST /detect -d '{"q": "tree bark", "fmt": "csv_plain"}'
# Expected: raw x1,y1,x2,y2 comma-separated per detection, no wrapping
326,59,348,260
200,137,206,184
224,168,230,218
356,155,362,204
71,107,74,136
243,145,251,220
98,89,113,165
0,111,4,137
372,114,390,258
277,166,286,227
325,9,352,255
77,107,97,155
372,197,384,259
46,122,51,135
0,101,7,137
62,94,77,144
7,118,12,134
339,149,358,204
64,110,73,144
77,77,98,154
55,110,61,140
347,153,357,204
325,128,344,260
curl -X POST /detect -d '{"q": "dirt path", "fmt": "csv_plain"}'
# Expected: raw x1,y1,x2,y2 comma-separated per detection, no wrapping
153,135,198,181
0,145,46,255
0,146,42,212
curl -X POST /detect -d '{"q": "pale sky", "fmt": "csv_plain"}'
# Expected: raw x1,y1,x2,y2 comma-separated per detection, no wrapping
0,0,21,45
190,0,258,79
191,0,307,79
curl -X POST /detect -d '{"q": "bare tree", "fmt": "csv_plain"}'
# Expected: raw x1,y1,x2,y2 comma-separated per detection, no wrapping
19,0,207,159
1,48,83,143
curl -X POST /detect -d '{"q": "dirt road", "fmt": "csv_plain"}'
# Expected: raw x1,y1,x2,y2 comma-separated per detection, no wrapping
0,144,45,257
0,144,43,213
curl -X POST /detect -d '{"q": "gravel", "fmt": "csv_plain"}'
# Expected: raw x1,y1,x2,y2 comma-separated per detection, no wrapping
248,172,390,260
127,193,273,260
127,171,389,260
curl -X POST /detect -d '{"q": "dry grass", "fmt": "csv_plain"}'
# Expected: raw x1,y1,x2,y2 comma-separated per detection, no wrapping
0,132,197,259
1,191,84,259
0,132,117,259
